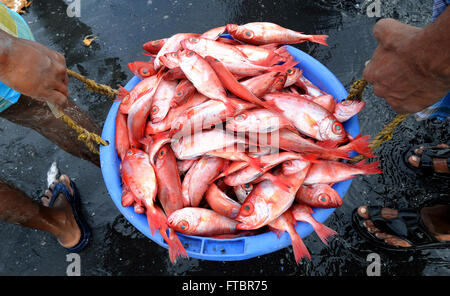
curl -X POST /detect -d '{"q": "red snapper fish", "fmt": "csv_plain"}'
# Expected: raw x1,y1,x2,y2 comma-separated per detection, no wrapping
143,38,168,54
154,33,200,70
235,160,311,230
115,110,130,161
226,22,328,46
264,92,347,142
304,159,382,185
168,207,239,237
205,183,241,219
182,156,226,207
128,60,156,80
333,100,366,122
177,49,239,113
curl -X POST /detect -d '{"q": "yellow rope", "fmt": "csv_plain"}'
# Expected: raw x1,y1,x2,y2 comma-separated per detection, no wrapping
66,69,118,98
60,111,108,155
347,79,410,163
51,69,118,154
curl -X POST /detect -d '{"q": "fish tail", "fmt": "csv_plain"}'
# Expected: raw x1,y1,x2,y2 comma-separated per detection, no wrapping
289,231,311,263
354,159,383,175
312,221,338,246
247,157,264,172
309,34,329,46
166,229,189,263
268,57,299,73
345,135,375,158
146,206,168,236
116,85,129,101
274,46,291,62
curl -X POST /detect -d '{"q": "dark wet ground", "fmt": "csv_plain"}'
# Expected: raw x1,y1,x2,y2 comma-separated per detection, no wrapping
0,0,449,276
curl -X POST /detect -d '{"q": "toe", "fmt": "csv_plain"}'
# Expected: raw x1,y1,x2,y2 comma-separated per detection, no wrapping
357,206,370,219
59,174,73,196
41,189,53,206
385,237,411,248
408,155,420,168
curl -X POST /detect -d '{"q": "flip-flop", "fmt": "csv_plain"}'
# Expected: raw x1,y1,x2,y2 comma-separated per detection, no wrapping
352,203,450,252
403,144,450,179
48,180,91,253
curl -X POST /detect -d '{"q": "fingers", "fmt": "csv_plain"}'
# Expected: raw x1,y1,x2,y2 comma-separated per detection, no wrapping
46,89,69,109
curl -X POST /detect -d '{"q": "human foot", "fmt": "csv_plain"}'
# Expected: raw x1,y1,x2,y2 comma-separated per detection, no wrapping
41,175,82,249
406,144,450,175
353,204,450,250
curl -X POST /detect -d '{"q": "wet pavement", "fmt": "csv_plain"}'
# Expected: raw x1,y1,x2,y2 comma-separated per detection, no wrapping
0,0,449,276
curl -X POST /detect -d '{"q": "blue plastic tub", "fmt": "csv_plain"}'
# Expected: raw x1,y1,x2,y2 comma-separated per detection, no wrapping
100,45,359,261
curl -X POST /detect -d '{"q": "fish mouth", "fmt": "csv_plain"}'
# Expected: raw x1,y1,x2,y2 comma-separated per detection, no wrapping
226,24,238,34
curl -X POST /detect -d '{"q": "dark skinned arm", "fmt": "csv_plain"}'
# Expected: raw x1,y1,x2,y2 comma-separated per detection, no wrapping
363,8,450,114
0,29,69,108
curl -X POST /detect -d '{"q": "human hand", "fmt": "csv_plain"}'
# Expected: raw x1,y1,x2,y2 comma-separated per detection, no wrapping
0,35,69,108
363,18,450,114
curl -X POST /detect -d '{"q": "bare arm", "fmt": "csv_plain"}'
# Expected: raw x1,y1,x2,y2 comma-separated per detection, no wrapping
0,29,69,108
363,8,450,113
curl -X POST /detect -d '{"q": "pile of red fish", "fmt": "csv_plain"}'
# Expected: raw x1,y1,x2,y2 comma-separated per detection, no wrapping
115,22,382,264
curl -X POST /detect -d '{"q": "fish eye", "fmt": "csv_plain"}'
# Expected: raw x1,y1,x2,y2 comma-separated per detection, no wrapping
283,161,292,167
187,51,195,56
332,122,344,134
151,106,159,114
243,183,252,190
234,114,247,121
176,91,183,97
341,100,353,106
287,69,294,75
178,220,189,231
126,150,132,155
241,202,254,216
158,148,167,159
172,53,178,57
139,68,151,77
191,37,199,43
244,30,254,39
318,193,329,204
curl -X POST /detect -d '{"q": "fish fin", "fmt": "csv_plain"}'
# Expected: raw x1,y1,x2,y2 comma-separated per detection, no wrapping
265,172,291,193
248,157,264,172
222,98,240,115
345,135,375,158
252,51,283,67
317,139,340,149
270,227,285,239
116,86,130,101
121,192,135,207
274,46,291,62
309,35,329,46
166,228,189,263
146,206,168,236
289,230,311,263
269,57,299,74
353,160,383,175
312,222,338,246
